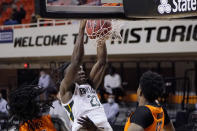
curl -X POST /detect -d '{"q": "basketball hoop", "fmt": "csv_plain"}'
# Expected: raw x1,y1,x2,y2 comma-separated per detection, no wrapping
86,19,124,42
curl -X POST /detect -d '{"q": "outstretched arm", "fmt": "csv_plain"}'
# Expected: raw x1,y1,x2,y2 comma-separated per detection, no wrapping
60,20,86,103
89,40,107,90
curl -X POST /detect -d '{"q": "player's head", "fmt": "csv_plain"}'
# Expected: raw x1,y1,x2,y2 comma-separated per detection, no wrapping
8,85,53,129
75,65,88,85
58,62,88,85
107,94,115,104
40,69,46,76
137,71,164,103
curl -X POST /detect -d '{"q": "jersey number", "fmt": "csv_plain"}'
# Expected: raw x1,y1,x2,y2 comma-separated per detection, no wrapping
156,121,162,131
88,95,100,107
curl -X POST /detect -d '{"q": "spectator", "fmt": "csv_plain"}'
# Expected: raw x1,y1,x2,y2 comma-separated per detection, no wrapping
104,66,124,102
12,5,18,21
30,14,38,27
78,0,87,5
0,92,8,131
4,14,19,25
48,87,72,131
17,5,26,24
0,92,8,115
103,94,119,126
38,69,55,100
31,14,37,23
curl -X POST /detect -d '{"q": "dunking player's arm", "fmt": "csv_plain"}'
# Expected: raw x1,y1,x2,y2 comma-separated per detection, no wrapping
89,40,107,90
60,20,86,104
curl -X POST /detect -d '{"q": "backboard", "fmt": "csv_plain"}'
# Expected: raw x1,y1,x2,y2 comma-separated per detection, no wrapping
36,0,197,19
37,0,125,19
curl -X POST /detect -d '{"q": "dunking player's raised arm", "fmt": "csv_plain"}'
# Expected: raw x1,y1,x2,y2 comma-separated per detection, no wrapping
89,40,107,90
60,20,86,104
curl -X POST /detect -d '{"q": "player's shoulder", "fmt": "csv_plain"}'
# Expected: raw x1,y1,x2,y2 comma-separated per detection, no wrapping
130,106,154,128
135,106,151,113
132,105,153,119
113,102,119,107
1,98,7,104
114,73,121,78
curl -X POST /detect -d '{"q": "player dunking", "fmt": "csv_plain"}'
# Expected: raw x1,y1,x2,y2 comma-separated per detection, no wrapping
59,20,112,131
124,71,175,131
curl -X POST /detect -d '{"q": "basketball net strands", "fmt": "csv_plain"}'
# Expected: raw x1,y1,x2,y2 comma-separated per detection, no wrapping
85,20,124,42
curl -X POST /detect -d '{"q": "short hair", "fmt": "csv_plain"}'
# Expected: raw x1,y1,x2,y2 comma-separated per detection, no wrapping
8,85,52,130
139,71,164,102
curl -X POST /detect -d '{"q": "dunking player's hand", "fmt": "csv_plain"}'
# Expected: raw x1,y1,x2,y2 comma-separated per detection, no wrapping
78,116,103,131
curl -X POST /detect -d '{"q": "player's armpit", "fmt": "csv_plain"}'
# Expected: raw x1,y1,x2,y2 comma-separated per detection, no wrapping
163,121,175,131
128,123,144,131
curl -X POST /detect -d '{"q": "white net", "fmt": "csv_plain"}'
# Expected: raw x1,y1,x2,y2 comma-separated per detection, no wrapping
86,19,124,42
110,19,124,41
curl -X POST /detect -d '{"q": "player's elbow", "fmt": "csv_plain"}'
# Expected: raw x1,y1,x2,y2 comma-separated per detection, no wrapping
98,59,107,67
71,57,82,66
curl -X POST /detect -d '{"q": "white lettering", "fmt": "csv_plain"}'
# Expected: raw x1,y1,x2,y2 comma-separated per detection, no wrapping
172,0,196,12
191,0,197,10
172,0,178,12
182,0,187,11
178,0,182,11
187,0,191,11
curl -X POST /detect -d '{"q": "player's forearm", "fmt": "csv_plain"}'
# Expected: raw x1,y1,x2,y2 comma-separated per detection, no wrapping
93,65,107,89
96,41,107,66
71,42,84,66
71,21,86,65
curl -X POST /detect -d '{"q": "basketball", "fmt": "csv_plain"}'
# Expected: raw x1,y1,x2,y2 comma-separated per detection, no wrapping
86,20,112,39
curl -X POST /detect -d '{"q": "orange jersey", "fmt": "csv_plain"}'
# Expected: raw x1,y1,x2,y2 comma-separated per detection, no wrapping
144,105,164,131
124,105,165,131
20,115,56,131
124,112,133,131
